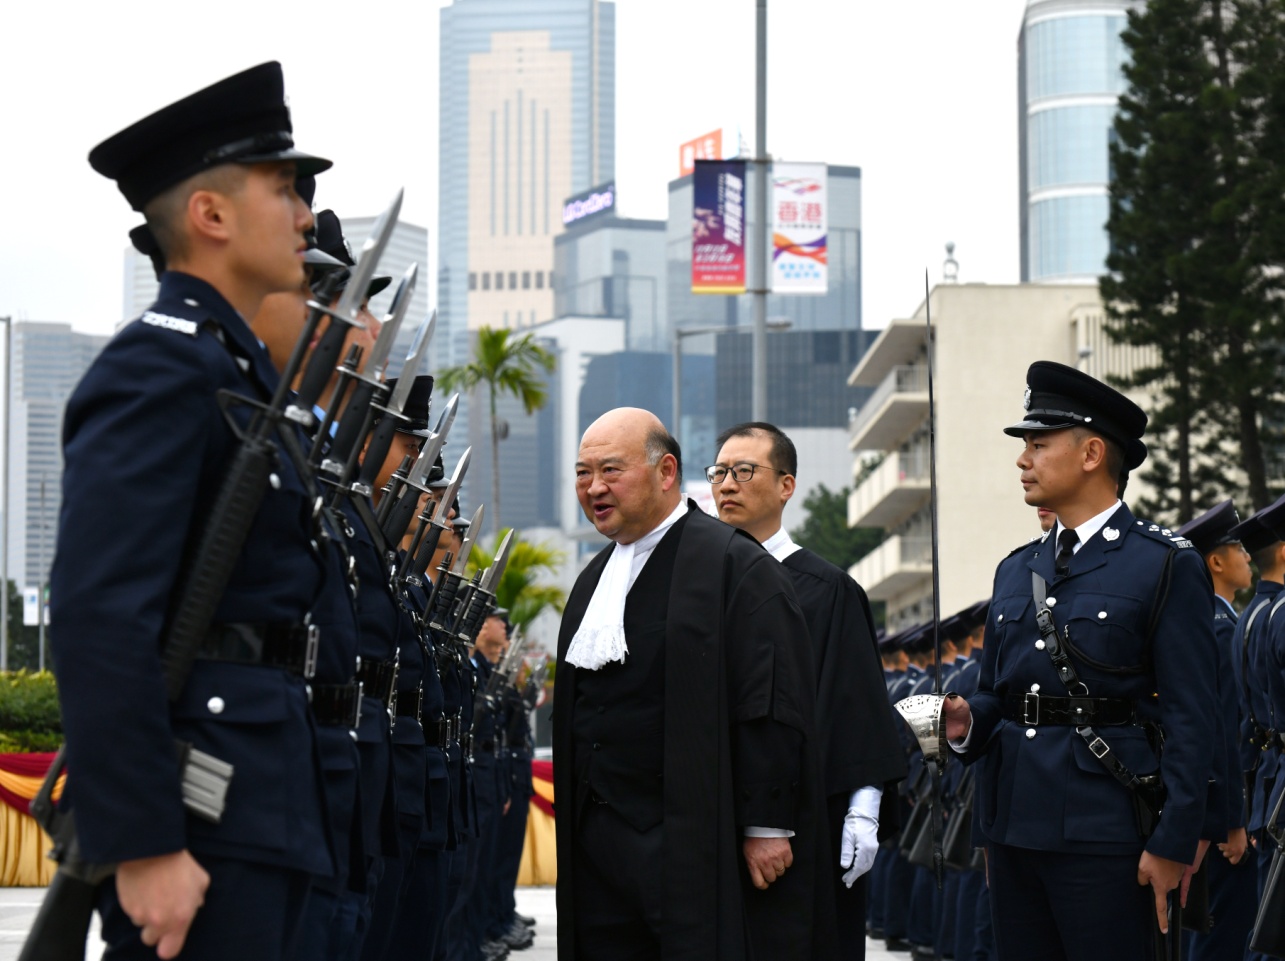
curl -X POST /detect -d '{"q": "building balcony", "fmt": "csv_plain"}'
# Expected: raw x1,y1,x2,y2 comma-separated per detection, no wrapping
848,534,932,601
848,450,930,529
847,365,928,452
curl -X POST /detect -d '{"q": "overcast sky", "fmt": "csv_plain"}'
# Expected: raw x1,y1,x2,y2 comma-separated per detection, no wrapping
0,0,1030,338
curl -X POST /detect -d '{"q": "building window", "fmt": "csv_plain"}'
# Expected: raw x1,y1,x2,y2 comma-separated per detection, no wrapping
522,271,532,290
496,272,504,290
509,272,518,289
469,272,478,291
535,271,544,289
482,272,491,291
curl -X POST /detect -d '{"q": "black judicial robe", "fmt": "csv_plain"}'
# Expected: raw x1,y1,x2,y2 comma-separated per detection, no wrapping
782,548,908,802
552,503,836,961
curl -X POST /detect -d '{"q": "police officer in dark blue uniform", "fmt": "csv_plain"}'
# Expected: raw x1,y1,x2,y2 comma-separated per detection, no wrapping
883,626,928,954
1243,495,1285,960
52,62,336,960
942,361,1218,961
1174,500,1257,960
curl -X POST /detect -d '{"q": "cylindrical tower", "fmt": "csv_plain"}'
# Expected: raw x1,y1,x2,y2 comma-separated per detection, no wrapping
1019,0,1139,283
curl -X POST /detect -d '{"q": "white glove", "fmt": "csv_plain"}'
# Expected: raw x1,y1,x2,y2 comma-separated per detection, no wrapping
840,786,882,887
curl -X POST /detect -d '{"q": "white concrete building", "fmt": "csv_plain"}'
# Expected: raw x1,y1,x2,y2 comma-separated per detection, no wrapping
846,283,1153,630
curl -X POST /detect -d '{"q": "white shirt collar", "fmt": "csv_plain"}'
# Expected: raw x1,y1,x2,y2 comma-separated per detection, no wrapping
626,499,689,591
1054,499,1122,554
761,526,801,563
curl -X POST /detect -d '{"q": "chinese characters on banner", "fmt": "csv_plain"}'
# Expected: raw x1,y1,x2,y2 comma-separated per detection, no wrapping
691,160,747,294
771,162,827,293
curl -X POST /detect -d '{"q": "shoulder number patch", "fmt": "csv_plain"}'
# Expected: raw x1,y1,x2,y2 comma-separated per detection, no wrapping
140,311,199,336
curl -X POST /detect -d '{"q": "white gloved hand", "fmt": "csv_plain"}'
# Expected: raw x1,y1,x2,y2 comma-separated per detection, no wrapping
839,786,882,888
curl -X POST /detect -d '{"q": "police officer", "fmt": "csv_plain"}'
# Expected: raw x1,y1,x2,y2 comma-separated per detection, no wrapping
1174,500,1255,960
1239,495,1285,961
942,361,1218,961
52,62,335,960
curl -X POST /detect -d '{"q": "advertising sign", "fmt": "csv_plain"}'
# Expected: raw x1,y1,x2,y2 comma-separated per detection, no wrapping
679,129,723,177
562,182,616,227
691,160,747,295
771,162,827,293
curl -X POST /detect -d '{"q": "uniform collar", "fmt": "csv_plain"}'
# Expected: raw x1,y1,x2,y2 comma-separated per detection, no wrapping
1215,595,1238,620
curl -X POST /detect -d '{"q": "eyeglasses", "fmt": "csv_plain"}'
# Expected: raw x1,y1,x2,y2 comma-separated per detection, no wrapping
704,462,788,484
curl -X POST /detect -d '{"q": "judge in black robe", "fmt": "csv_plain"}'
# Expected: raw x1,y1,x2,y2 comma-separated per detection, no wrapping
553,408,834,961
711,423,908,961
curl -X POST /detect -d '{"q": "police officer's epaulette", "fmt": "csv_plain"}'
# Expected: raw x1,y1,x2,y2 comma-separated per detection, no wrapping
1214,609,1232,621
1131,519,1194,550
1008,529,1050,557
139,309,200,336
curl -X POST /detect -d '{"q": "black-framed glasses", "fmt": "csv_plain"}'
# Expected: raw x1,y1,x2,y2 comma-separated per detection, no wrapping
704,462,788,484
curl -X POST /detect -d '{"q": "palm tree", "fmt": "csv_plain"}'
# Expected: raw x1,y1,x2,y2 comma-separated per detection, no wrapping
465,530,567,630
438,326,556,533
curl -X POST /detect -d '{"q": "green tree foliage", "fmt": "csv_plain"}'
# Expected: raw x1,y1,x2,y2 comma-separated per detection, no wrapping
790,483,884,572
1104,0,1285,518
464,530,568,630
0,670,61,753
438,327,556,533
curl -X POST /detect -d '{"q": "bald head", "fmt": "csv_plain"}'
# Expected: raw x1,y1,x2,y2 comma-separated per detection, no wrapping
576,407,682,544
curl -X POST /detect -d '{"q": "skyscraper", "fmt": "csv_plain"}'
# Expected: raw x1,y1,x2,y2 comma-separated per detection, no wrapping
6,322,108,592
1019,0,1138,282
438,0,615,367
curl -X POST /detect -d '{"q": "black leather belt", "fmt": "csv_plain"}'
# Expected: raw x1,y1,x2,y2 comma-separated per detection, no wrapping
1003,692,1136,727
357,658,398,708
394,686,424,724
425,715,461,750
311,682,362,727
200,623,318,679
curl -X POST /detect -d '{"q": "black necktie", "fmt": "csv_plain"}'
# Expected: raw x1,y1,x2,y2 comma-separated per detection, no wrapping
1055,528,1079,576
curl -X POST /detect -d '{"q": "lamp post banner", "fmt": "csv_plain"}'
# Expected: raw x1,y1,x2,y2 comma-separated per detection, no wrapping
771,162,827,293
691,159,747,294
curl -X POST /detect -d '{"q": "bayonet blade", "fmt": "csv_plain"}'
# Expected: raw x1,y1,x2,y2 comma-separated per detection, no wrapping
386,312,436,413
451,505,485,575
435,446,472,525
364,263,418,378
481,529,515,593
332,188,404,323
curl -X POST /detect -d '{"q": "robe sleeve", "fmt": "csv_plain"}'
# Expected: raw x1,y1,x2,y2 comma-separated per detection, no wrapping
723,550,812,830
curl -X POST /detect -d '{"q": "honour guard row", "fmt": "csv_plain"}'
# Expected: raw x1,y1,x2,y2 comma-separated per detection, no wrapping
30,62,542,961
32,58,1285,961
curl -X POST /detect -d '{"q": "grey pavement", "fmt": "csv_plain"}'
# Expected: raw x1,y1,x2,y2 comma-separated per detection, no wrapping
0,884,898,960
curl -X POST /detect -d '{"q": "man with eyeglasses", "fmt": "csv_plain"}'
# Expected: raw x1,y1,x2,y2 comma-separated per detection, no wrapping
552,407,834,961
710,421,907,961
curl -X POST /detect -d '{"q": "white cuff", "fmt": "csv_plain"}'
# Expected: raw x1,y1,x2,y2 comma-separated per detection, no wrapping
744,826,796,838
849,785,883,819
948,718,974,753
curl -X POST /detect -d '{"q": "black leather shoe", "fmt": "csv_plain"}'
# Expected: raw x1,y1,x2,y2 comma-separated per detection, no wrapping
885,938,913,953
515,912,537,928
869,927,886,940
910,945,937,961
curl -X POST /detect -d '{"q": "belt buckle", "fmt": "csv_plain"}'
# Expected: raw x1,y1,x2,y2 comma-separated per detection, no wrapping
1088,735,1110,759
1023,692,1040,726
302,624,320,680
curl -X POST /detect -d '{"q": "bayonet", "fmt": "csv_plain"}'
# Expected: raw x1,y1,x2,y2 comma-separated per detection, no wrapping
377,393,459,538
399,447,471,584
331,188,403,326
352,312,437,496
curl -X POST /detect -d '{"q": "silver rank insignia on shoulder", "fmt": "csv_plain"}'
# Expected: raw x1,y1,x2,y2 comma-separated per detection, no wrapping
1148,524,1160,531
141,311,199,336
1103,527,1119,541
1172,537,1193,548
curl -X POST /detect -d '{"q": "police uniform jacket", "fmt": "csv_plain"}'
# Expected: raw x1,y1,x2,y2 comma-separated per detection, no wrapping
50,272,332,873
1235,582,1282,831
961,504,1217,865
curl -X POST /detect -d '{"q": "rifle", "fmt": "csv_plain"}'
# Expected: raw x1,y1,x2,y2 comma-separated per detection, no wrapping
20,195,404,961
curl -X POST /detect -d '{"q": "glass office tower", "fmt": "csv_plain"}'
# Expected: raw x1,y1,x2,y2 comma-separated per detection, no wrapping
1019,0,1136,282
